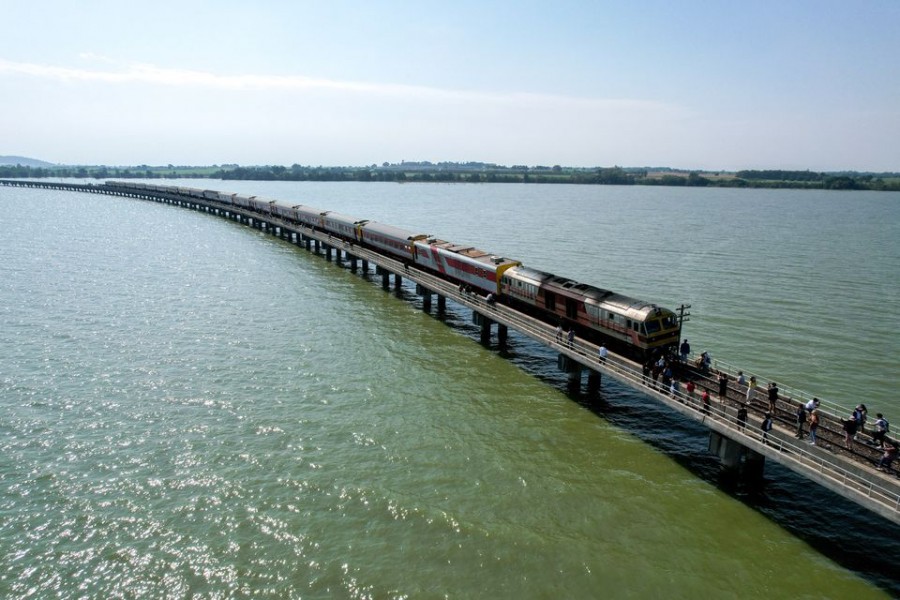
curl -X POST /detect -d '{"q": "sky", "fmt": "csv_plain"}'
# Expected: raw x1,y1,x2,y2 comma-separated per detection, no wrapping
1,0,898,171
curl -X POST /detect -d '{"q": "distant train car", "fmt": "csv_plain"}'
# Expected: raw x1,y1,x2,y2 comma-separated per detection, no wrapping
216,192,235,204
232,194,254,209
358,221,427,260
177,187,205,199
413,238,520,294
248,196,274,214
270,200,298,220
294,205,327,230
322,211,364,241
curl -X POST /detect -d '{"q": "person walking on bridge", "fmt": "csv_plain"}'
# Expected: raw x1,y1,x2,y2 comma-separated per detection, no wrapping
679,338,690,363
746,376,758,402
761,412,774,445
718,372,729,403
841,413,858,450
873,413,890,448
876,440,897,472
795,402,807,438
767,382,779,414
808,408,820,445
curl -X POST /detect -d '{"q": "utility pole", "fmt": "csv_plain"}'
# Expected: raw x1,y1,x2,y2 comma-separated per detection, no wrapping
676,303,691,337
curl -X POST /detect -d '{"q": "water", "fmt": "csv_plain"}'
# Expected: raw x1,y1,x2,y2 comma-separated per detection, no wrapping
1,182,898,598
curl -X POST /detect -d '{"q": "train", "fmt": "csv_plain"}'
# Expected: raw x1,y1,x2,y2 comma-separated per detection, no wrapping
105,181,682,360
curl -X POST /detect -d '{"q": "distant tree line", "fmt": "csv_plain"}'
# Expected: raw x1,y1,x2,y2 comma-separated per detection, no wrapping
1,163,898,191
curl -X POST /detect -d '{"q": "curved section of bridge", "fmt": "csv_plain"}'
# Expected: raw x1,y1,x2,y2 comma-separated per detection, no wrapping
3,178,898,524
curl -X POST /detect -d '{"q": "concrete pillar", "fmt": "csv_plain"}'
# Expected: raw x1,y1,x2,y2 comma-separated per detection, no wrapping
361,259,369,273
314,240,320,253
394,274,402,290
472,312,492,344
378,267,390,289
587,370,602,393
567,364,583,394
335,249,343,265
437,295,446,313
416,284,431,311
305,238,312,251
498,324,508,348
349,255,358,272
709,431,766,484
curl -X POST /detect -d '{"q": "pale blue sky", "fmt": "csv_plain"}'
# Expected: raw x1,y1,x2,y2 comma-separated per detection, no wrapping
2,1,897,170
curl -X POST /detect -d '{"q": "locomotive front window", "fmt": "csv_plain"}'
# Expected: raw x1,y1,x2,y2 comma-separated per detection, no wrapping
645,320,661,334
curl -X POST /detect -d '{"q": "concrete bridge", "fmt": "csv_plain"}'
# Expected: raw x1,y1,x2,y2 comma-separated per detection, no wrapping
4,178,899,525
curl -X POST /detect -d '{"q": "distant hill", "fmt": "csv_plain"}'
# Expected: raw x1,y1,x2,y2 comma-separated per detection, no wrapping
0,155,56,167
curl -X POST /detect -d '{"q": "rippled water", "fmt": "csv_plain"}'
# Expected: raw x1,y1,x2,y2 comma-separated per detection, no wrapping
1,183,898,598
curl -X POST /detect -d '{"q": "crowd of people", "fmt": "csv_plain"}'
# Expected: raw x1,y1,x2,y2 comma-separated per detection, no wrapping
551,329,897,476
662,341,897,475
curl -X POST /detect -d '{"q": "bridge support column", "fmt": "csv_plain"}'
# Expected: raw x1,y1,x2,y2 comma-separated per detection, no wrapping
473,312,492,344
558,354,584,393
394,274,402,290
498,324,508,348
416,284,432,311
314,240,320,253
305,238,312,251
349,255,358,272
437,294,446,313
335,249,343,265
377,267,390,289
567,364,583,394
324,245,332,261
587,369,602,393
709,432,766,484
361,259,369,274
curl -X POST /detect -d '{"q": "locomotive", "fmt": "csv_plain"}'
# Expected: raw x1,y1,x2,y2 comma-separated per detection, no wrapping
106,181,681,360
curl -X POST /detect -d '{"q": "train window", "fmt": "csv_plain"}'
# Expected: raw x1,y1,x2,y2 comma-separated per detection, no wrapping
645,320,660,334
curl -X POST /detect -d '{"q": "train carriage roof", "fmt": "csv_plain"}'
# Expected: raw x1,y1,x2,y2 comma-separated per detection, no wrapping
503,265,554,286
420,239,520,267
322,211,365,227
593,292,673,320
361,221,427,241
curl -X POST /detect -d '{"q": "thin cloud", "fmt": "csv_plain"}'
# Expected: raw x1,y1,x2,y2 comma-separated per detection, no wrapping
0,58,680,115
